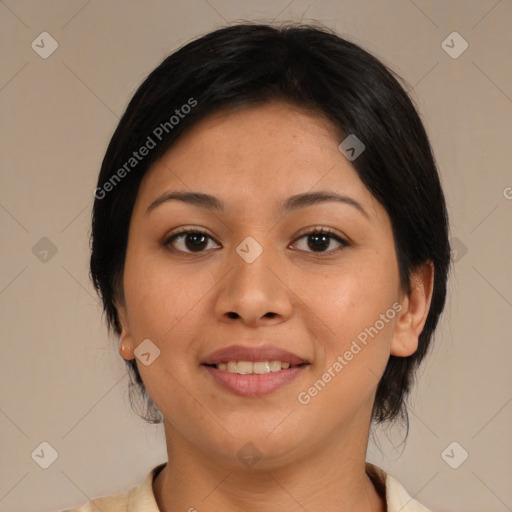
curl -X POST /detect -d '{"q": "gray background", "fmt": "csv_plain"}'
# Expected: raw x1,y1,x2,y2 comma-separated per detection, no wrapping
0,0,511,511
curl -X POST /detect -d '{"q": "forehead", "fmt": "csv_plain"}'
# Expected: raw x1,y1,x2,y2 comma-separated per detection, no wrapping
134,101,381,221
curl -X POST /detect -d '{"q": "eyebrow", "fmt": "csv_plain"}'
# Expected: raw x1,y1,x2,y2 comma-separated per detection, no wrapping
146,190,369,218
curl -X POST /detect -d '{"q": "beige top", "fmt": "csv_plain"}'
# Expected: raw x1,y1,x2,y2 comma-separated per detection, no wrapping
63,462,432,511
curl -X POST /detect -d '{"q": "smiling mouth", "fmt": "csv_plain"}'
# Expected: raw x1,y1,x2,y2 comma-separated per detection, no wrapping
201,343,310,396
203,360,308,374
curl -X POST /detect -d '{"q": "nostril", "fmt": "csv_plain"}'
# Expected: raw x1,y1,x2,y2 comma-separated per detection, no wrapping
227,312,238,319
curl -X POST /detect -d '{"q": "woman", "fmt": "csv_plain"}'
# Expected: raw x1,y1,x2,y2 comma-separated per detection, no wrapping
67,22,450,511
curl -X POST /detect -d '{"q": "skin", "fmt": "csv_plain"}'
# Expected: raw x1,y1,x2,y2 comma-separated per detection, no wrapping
117,100,434,512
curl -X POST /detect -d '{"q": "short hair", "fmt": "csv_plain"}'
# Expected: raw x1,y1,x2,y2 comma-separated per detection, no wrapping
90,22,451,427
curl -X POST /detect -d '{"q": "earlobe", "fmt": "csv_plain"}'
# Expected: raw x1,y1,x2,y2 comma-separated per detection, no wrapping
390,261,434,357
117,304,135,361
119,342,134,360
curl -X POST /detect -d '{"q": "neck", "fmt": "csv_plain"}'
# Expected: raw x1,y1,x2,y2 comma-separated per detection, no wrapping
153,420,385,512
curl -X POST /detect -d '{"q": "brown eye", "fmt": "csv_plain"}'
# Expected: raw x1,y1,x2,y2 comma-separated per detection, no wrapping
293,228,348,254
164,229,220,253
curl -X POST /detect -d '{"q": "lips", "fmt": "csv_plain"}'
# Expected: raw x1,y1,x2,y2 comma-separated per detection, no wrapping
201,344,308,366
201,344,310,397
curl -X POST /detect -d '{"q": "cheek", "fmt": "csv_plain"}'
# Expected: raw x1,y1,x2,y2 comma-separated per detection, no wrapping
310,251,400,362
122,251,211,415
295,265,400,425
122,247,213,341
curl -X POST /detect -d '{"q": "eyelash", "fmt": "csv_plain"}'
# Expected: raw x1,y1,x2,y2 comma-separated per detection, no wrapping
162,226,349,255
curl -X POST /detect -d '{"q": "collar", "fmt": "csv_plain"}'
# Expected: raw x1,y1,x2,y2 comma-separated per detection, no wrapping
123,462,432,512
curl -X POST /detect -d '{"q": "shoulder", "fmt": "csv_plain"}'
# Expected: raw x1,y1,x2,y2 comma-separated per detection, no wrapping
61,463,165,512
366,462,433,512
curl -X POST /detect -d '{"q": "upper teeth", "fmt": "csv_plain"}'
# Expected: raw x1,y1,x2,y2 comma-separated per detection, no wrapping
216,361,292,374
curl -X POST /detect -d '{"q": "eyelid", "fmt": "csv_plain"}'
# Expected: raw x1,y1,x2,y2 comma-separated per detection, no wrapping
165,225,215,238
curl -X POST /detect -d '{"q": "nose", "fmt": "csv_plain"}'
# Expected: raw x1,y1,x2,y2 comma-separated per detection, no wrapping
214,241,293,327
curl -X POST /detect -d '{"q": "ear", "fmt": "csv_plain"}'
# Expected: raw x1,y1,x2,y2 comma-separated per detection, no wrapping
117,301,135,361
391,261,434,357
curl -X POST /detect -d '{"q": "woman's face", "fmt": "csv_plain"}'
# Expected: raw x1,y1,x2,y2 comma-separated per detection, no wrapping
118,101,425,468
